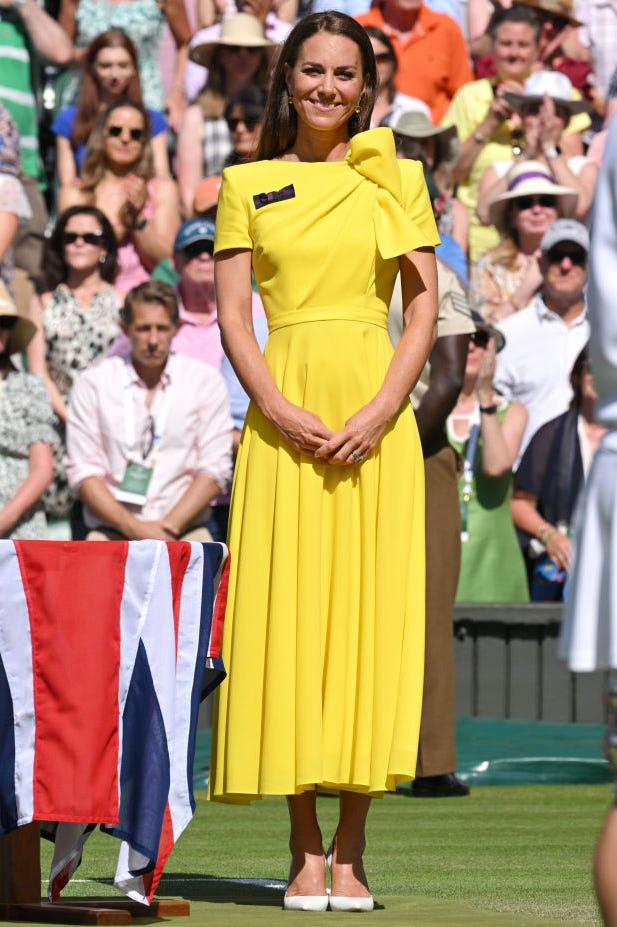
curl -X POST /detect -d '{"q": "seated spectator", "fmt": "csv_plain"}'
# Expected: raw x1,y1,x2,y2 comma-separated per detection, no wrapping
0,282,54,540
0,102,31,306
476,71,597,225
57,0,192,131
447,313,529,602
26,206,121,527
356,0,474,124
223,86,266,166
391,110,468,257
177,14,274,216
511,346,606,600
494,218,590,467
364,26,432,128
443,5,590,261
471,160,577,322
66,280,232,541
59,99,181,297
52,29,170,189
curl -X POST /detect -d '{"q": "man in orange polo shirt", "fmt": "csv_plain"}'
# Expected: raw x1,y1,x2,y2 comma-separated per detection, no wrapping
357,0,473,123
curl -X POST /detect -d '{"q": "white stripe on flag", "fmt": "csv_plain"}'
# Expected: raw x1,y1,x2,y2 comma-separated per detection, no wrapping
167,542,204,838
0,542,35,825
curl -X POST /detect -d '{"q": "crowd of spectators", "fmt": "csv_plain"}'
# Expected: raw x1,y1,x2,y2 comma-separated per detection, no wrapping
0,0,614,604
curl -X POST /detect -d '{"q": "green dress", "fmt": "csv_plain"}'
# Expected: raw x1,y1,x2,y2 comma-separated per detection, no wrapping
448,404,529,603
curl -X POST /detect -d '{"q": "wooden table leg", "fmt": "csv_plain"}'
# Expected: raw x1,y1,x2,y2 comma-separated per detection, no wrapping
0,822,41,903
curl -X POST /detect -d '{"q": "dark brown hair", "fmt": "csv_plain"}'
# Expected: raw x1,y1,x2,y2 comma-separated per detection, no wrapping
256,12,377,161
43,206,118,290
121,280,179,325
72,29,144,148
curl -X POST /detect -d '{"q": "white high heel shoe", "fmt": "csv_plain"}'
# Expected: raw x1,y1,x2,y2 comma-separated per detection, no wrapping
283,893,329,911
325,841,374,912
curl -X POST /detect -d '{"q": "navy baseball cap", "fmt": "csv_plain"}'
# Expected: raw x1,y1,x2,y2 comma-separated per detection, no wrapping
173,218,215,253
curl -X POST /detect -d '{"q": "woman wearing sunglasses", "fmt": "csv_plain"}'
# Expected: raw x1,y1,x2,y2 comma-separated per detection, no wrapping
177,14,274,217
223,86,266,167
470,159,577,323
26,206,121,532
447,316,529,602
59,99,181,297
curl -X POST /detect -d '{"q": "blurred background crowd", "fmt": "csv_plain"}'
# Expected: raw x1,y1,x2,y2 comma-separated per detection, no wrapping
0,0,613,604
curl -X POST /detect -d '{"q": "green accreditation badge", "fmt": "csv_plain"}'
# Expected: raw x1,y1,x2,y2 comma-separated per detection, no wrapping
114,460,154,506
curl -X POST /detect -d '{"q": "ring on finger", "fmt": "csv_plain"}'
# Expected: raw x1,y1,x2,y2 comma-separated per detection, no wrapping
352,451,365,463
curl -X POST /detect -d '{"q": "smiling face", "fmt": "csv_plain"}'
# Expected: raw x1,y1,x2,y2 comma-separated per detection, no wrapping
493,21,538,82
103,105,146,167
93,46,136,97
511,193,558,240
284,32,366,139
62,212,107,274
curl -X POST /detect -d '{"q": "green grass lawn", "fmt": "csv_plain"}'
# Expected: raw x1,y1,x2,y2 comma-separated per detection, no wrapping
33,784,611,926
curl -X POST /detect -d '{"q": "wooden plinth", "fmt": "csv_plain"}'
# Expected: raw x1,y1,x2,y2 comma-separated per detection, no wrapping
0,826,190,924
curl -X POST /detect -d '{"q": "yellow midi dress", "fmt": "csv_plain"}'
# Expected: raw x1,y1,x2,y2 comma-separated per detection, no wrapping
210,128,440,803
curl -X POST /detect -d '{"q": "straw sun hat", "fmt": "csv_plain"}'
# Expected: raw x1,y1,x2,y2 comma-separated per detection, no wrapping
513,0,581,27
189,13,275,69
488,160,577,231
504,70,592,116
0,280,36,355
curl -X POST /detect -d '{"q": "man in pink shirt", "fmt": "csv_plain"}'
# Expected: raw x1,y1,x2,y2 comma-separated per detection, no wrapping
66,280,232,541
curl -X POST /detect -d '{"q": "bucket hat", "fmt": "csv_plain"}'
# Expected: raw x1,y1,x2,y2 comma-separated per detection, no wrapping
390,111,458,165
504,70,592,116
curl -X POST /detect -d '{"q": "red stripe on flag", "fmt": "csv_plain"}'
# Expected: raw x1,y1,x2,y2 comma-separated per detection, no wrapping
15,541,126,823
165,541,190,659
209,554,230,660
144,802,175,903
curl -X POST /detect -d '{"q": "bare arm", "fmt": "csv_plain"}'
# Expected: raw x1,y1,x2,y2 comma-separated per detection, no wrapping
510,489,571,571
130,178,181,268
216,248,334,454
415,333,469,458
176,105,205,217
475,340,527,475
0,211,18,265
162,474,221,537
26,293,69,422
7,0,73,65
450,82,519,184
151,132,171,179
55,136,77,189
0,441,53,537
317,247,439,464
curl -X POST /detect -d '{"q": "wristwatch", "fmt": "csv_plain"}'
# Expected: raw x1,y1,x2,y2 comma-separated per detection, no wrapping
132,216,147,231
543,145,562,160
472,129,487,145
479,404,498,415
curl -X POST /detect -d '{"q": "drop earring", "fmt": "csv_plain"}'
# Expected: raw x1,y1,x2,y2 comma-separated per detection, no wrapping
99,254,106,265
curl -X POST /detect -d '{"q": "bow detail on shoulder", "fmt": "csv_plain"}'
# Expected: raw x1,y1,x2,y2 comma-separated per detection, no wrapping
346,127,430,260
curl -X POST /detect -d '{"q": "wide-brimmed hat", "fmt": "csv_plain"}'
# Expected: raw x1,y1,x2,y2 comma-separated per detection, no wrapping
513,0,581,28
189,13,275,68
488,160,577,230
471,309,506,353
504,70,592,116
390,111,458,165
0,280,37,354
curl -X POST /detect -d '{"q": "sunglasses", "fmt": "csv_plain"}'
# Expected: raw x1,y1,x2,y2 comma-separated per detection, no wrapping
374,52,394,62
515,194,557,210
182,240,213,260
106,124,144,141
224,44,261,53
470,330,490,348
226,115,261,131
0,316,17,331
546,246,587,266
61,231,104,246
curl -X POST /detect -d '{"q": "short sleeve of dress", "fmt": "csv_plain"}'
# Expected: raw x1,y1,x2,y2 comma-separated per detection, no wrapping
148,108,168,137
214,166,253,254
2,373,56,456
51,106,77,139
398,158,441,248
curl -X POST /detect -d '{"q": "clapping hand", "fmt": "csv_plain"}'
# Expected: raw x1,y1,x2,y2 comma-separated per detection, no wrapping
121,173,148,228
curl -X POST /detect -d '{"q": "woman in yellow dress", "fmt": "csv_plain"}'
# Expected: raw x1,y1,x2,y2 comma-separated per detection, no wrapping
211,11,439,912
